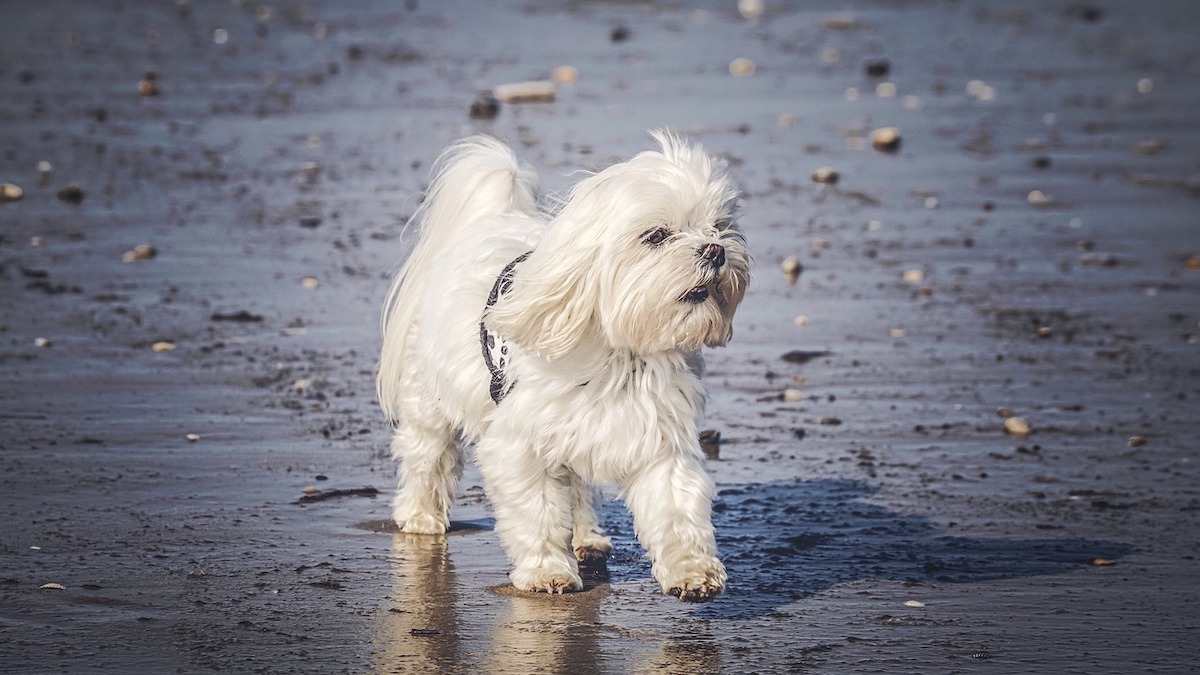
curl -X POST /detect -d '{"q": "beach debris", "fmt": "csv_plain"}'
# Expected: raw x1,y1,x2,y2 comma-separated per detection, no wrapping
492,81,555,104
1036,326,1053,338
782,388,804,402
1091,557,1116,567
1127,435,1148,447
781,256,802,282
967,79,996,101
152,341,176,352
298,216,321,228
1003,416,1031,436
39,583,66,591
864,58,891,77
781,350,830,364
294,378,312,391
729,57,756,76
122,244,157,262
550,65,578,85
469,93,500,119
211,310,262,322
295,486,380,504
1,183,22,201
56,184,84,204
34,337,52,348
699,429,721,460
902,269,925,285
811,166,839,184
301,277,320,290
818,417,842,426
870,127,901,153
610,24,630,42
185,433,200,442
904,600,926,608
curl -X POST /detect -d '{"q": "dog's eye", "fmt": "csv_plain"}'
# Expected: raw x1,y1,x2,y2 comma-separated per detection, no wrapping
641,227,670,247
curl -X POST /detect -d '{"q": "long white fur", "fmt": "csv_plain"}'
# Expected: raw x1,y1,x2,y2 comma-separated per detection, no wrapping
377,131,749,601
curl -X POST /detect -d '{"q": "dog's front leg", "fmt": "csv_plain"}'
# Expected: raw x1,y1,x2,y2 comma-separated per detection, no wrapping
477,441,582,594
624,455,726,602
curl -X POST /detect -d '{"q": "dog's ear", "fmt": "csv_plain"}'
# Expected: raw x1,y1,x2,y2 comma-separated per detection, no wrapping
486,247,596,361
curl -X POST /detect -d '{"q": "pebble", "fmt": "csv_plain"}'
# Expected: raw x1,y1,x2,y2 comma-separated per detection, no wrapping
39,583,66,591
294,379,312,391
729,57,756,77
122,244,157,262
1003,416,1031,436
902,269,925,284
904,600,926,608
1186,256,1200,271
57,184,84,204
185,433,201,442
1,183,23,201
1091,557,1116,567
870,127,901,153
818,417,842,426
301,277,320,290
493,81,555,104
996,407,1014,418
550,65,578,85
1036,326,1053,338
782,388,805,402
1127,435,1148,447
302,486,320,495
34,337,52,348
468,93,500,119
864,58,890,77
1027,189,1052,206
780,256,802,281
152,341,176,352
138,78,160,96
875,81,897,98
811,166,839,184
793,315,809,327
737,0,764,21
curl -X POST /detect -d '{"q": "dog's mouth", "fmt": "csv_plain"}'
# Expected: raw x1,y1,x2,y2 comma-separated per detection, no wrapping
680,283,712,304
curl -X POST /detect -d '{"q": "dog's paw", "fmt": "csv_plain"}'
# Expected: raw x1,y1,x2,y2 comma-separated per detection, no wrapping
663,557,727,603
573,537,613,563
394,511,448,535
511,565,583,595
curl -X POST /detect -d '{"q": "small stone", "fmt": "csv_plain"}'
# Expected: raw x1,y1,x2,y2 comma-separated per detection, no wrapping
301,277,320,290
302,486,320,495
39,583,66,591
122,244,157,262
903,600,925,608
34,337,52,348
737,0,764,21
610,24,630,42
1,183,23,201
902,269,925,284
875,81,897,98
864,59,890,77
1027,189,1052,206
729,57,756,77
818,417,842,426
870,127,901,153
1003,416,1031,436
185,433,200,442
492,81,555,104
781,256,802,280
791,374,807,384
1036,326,1053,338
793,315,809,327
56,184,84,204
1127,435,1148,447
151,341,176,352
138,78,159,96
1091,557,1115,566
996,407,1014,418
1185,256,1200,271
469,94,500,120
298,217,322,228
811,166,839,184
782,388,804,402
550,65,578,85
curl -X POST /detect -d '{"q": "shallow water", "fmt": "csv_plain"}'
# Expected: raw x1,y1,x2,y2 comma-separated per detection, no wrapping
2,1,1198,672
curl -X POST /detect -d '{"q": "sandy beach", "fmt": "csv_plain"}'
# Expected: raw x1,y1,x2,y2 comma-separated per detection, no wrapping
2,1,1198,672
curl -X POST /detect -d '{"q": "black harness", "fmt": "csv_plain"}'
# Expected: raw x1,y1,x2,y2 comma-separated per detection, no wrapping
479,252,531,404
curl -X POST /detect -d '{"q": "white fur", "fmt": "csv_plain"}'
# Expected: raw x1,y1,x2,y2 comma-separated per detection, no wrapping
377,131,749,601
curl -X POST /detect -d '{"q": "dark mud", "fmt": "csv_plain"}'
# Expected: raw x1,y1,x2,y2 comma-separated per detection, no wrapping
2,1,1199,673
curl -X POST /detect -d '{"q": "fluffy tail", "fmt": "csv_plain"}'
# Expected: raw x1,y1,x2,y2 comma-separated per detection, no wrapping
377,136,539,423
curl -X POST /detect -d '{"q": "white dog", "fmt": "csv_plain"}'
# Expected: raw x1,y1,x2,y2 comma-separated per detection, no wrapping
376,131,749,602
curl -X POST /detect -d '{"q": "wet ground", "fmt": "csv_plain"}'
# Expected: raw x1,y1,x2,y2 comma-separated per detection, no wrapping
2,1,1199,672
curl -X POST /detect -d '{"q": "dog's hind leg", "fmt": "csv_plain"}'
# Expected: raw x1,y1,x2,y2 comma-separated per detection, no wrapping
390,395,462,535
569,474,612,564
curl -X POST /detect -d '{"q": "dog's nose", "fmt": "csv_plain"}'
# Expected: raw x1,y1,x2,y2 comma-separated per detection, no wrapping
699,243,726,268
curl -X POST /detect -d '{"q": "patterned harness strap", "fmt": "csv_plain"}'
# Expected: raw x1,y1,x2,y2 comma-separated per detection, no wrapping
480,252,531,404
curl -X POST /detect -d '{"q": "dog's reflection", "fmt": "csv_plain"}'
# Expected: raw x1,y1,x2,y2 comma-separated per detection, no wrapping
374,528,722,674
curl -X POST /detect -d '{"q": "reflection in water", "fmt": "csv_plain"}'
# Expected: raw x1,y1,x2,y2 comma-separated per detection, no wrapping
372,527,723,674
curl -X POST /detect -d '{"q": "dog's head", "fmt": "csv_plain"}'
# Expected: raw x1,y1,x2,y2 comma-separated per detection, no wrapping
488,130,750,360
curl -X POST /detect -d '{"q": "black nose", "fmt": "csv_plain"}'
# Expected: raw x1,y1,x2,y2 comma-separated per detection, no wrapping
699,243,726,268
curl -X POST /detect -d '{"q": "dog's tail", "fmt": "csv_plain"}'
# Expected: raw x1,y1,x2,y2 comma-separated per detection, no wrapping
377,136,540,423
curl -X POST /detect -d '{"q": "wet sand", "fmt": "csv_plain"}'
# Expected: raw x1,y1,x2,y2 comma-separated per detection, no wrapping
2,1,1198,672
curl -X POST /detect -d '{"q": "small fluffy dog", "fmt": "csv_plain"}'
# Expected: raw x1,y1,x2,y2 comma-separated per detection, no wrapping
377,131,749,602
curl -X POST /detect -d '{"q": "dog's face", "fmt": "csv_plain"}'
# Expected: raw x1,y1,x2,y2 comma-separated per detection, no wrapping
488,131,750,359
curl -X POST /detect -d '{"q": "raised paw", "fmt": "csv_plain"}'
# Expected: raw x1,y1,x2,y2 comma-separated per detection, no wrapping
663,557,727,603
